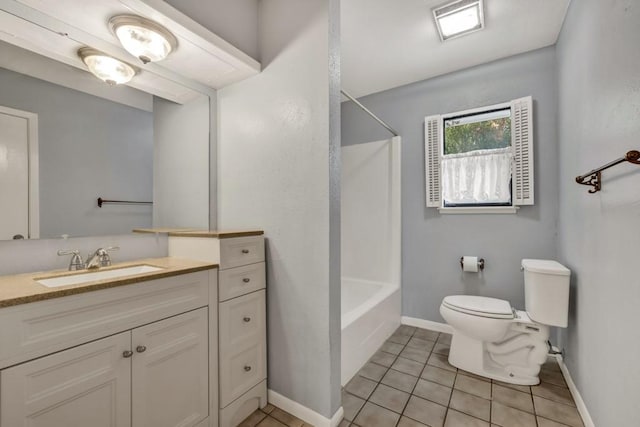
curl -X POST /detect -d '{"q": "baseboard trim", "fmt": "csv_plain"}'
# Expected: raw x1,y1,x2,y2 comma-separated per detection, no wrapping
267,389,344,427
401,316,453,334
552,355,595,427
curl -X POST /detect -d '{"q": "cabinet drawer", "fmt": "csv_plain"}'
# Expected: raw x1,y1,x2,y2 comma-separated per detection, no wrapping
219,290,266,407
219,263,265,302
220,236,264,269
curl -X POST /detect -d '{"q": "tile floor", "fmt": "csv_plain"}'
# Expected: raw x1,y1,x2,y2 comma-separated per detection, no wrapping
341,325,584,427
239,325,584,427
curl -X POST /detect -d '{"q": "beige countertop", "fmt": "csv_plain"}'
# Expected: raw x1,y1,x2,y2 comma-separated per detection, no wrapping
0,257,217,308
132,228,264,239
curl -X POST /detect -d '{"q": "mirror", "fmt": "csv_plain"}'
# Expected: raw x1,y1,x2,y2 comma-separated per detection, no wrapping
0,41,210,240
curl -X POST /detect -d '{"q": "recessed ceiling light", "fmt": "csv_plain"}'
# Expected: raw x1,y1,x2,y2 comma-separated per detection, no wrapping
433,0,484,42
109,15,178,64
78,47,138,85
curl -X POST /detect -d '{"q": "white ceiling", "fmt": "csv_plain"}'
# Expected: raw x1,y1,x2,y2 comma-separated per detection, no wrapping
341,0,571,98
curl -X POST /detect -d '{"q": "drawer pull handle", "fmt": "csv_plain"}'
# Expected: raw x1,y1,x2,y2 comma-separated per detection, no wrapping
244,365,252,372
241,249,250,254
136,345,147,353
123,350,133,358
243,317,251,322
242,278,251,283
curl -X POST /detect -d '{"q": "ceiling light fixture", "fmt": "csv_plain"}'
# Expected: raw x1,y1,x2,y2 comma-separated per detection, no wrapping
109,15,178,64
78,47,138,85
433,0,484,42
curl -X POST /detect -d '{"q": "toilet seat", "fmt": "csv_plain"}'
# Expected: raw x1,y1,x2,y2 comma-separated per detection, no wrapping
442,295,514,319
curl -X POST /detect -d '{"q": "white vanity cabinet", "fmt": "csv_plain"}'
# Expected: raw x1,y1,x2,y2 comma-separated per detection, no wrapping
0,267,216,427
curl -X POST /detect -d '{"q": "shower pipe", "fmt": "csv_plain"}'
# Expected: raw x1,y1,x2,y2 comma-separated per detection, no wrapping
341,89,399,137
575,150,640,193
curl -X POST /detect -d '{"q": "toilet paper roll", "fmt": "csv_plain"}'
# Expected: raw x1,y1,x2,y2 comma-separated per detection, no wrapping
463,256,479,273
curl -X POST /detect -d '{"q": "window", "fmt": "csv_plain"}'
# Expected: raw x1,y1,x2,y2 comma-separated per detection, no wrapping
425,96,533,213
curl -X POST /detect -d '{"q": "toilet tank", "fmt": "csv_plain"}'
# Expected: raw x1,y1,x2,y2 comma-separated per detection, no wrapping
522,259,571,327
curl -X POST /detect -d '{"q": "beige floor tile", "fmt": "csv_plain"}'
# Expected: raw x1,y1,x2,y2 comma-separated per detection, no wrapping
457,370,491,383
403,395,447,427
389,333,411,345
345,376,378,399
370,350,397,367
382,341,405,355
432,343,450,356
492,380,531,394
262,404,276,414
369,383,411,413
427,353,457,372
239,409,267,427
400,346,431,364
539,369,568,388
449,390,490,422
270,408,305,427
358,362,388,382
422,365,457,388
533,396,584,427
338,421,350,427
537,416,575,427
413,379,452,406
454,374,491,399
437,333,452,345
541,358,562,373
444,409,489,427
342,392,365,421
381,368,419,393
492,383,534,413
492,402,536,427
257,416,288,427
413,329,439,342
354,402,400,427
396,325,417,337
531,381,576,406
397,416,429,427
392,357,425,377
407,337,436,352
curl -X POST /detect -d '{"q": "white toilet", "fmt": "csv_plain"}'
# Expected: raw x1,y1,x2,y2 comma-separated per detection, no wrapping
440,259,570,385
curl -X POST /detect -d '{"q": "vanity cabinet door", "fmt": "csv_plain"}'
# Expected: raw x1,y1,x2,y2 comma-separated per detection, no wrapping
1,332,131,427
131,308,209,427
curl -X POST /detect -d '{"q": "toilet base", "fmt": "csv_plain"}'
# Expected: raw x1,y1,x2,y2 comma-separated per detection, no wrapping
448,319,550,385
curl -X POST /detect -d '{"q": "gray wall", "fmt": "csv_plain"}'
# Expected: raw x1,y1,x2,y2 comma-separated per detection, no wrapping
556,1,640,425
0,67,153,239
342,47,559,323
218,0,341,417
165,0,259,61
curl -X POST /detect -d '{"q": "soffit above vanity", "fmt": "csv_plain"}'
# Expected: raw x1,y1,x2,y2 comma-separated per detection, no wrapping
0,0,261,104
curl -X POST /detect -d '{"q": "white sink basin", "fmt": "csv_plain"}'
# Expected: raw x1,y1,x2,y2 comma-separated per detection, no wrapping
36,265,164,288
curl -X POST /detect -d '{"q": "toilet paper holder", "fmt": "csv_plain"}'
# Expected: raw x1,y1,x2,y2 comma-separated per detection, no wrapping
460,257,485,271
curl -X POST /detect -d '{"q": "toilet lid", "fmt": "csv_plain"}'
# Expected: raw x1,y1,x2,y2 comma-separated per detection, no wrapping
443,295,514,319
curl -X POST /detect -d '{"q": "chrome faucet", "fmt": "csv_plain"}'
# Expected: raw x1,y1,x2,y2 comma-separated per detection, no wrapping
57,249,85,271
85,247,119,269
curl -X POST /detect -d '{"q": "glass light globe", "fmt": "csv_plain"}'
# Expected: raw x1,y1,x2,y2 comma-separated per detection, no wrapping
78,48,137,85
110,15,177,64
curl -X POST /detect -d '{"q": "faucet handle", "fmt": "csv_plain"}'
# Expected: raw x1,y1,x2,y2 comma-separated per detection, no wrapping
57,249,85,271
99,246,119,267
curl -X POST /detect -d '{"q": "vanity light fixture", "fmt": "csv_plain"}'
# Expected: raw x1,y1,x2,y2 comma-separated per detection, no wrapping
109,15,178,64
433,0,484,41
78,48,138,85
78,47,138,85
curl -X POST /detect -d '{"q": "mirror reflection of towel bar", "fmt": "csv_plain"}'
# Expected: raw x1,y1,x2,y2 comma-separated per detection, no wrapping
97,197,153,208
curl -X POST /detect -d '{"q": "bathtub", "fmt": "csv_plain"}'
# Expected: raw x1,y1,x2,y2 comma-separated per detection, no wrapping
341,277,401,385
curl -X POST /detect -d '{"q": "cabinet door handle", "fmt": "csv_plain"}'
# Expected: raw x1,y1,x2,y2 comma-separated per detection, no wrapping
123,350,133,358
244,365,252,372
241,249,250,254
243,317,251,323
242,278,251,283
136,345,147,353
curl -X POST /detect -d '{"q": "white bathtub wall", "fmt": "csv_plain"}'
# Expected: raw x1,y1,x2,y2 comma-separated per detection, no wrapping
341,137,402,285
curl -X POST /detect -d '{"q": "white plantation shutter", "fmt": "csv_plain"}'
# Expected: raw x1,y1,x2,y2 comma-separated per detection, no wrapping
511,96,534,205
425,115,442,207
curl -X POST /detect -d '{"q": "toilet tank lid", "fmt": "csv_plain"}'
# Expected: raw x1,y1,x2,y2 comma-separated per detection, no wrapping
522,259,570,276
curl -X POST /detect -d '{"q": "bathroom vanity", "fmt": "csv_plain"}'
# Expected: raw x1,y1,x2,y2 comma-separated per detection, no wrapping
0,231,267,427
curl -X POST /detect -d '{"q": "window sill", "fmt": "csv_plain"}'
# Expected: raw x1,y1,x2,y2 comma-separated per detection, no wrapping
437,206,519,215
